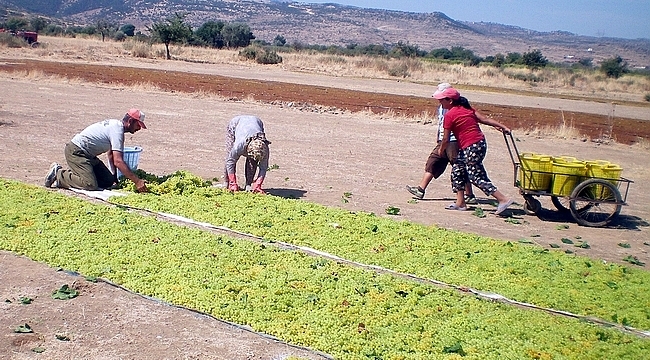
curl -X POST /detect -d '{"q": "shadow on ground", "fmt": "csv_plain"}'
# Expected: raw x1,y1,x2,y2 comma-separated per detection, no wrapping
267,188,307,199
529,208,650,231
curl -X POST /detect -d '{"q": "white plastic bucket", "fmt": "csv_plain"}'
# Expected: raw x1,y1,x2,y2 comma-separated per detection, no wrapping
116,146,143,178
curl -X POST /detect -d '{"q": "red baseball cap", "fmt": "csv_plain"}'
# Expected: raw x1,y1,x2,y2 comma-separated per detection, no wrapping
433,87,461,100
127,108,147,129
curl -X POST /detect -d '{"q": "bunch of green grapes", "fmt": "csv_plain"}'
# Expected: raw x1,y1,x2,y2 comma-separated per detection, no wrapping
117,170,211,195
154,170,212,195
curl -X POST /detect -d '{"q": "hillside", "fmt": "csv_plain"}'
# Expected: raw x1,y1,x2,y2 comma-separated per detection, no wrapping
1,0,649,66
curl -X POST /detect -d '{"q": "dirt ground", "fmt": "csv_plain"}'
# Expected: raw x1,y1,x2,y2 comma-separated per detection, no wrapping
1,58,650,145
1,56,649,359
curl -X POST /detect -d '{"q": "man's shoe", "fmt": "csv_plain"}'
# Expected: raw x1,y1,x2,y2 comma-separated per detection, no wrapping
465,194,478,204
405,185,424,199
44,162,61,188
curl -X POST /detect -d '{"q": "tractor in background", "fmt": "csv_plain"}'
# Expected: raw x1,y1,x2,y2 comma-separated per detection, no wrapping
0,29,39,47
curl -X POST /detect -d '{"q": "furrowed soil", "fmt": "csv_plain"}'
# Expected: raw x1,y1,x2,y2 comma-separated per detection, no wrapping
1,52,649,359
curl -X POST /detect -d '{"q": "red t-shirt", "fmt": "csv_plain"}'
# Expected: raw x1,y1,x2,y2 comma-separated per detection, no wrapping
443,106,484,149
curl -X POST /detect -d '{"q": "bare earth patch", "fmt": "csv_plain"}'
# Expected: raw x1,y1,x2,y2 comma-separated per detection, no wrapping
0,56,649,359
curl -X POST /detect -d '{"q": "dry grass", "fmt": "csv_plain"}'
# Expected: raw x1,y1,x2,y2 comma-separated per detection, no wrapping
3,35,648,104
520,110,585,141
2,35,649,146
524,124,584,141
631,137,650,151
0,68,87,85
0,66,164,94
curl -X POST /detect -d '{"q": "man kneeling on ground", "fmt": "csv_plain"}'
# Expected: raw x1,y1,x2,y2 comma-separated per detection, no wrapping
44,108,148,193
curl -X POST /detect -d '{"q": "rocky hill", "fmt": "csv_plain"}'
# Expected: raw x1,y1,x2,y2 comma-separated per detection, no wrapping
2,0,649,66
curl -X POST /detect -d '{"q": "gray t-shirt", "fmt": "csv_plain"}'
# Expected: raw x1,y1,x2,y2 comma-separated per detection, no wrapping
436,105,457,143
71,119,124,157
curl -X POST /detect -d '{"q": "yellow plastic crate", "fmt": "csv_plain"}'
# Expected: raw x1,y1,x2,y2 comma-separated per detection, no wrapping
519,153,552,191
586,161,622,198
587,161,621,182
551,160,587,196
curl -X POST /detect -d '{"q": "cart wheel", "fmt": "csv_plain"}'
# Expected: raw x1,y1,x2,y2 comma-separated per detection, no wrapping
570,179,622,227
552,195,592,213
524,197,541,215
551,196,570,213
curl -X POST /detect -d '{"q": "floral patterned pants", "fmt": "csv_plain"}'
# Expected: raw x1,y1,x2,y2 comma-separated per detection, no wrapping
450,139,497,196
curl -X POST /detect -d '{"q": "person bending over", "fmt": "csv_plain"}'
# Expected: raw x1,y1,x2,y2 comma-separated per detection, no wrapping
223,115,270,194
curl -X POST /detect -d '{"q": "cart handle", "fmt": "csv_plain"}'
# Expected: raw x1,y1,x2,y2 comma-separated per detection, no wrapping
503,132,522,187
503,131,521,166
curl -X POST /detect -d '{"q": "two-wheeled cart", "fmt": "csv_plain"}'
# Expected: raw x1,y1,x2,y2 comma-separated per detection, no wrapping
503,132,633,227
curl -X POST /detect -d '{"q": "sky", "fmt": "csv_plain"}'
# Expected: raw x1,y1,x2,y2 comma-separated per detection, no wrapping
304,0,649,40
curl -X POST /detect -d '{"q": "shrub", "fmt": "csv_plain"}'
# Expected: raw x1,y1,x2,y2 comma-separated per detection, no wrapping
131,43,152,58
522,49,548,69
491,53,506,68
354,57,375,69
600,56,628,78
272,35,286,46
387,63,409,78
123,41,152,58
0,32,27,48
645,93,650,102
505,71,544,83
319,55,347,64
255,50,282,64
578,58,593,67
238,46,258,60
113,31,126,42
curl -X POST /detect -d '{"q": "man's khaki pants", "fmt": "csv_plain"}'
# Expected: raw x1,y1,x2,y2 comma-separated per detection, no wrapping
56,142,115,190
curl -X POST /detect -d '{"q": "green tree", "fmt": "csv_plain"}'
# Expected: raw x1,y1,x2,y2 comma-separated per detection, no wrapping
272,35,286,47
450,46,476,60
522,49,548,69
578,58,593,67
96,20,117,42
195,20,225,48
505,52,522,64
120,24,136,37
148,13,193,60
30,17,49,33
6,17,28,31
491,53,506,68
600,55,629,78
359,44,387,56
44,24,64,36
428,48,453,59
390,41,423,58
221,23,255,48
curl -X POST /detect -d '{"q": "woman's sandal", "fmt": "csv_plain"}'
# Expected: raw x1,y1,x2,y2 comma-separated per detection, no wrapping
445,203,468,211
